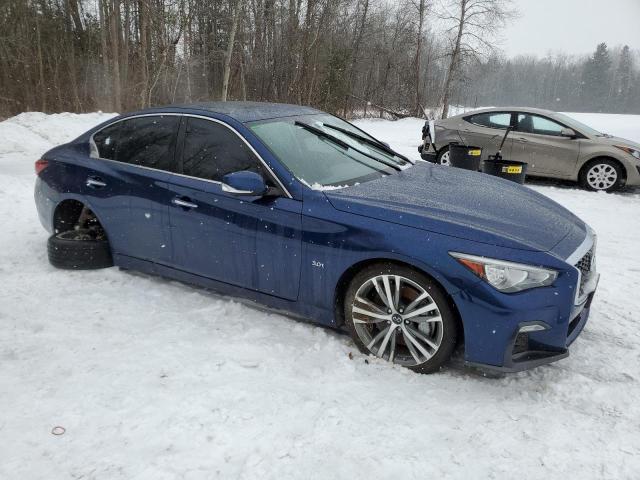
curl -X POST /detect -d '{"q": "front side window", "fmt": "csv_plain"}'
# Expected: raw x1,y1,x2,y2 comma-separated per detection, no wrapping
182,118,263,182
468,112,512,130
92,115,180,172
248,114,407,188
516,114,564,137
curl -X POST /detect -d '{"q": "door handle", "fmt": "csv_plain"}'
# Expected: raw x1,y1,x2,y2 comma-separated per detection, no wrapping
518,137,529,143
86,177,107,188
172,197,198,209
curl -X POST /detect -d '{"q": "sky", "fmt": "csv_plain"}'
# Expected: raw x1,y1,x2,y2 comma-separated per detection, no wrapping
501,0,640,58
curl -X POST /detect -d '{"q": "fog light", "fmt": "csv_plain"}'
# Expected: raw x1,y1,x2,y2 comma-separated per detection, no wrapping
519,324,547,333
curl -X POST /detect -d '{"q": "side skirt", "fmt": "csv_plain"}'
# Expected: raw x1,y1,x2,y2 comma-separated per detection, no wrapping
113,253,337,328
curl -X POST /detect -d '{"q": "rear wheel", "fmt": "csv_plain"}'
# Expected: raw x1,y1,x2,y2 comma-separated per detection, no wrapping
344,263,457,374
579,159,624,192
437,147,451,166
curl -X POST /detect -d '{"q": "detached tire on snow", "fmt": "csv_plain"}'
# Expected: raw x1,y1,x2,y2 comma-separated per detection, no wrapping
47,229,113,270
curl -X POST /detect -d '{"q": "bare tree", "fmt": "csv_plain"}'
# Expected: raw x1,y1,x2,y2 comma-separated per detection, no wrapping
221,0,242,102
438,0,513,118
412,0,428,115
11,0,638,119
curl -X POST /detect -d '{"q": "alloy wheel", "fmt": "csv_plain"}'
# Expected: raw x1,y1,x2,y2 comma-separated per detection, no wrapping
439,150,451,166
586,163,618,190
351,274,444,366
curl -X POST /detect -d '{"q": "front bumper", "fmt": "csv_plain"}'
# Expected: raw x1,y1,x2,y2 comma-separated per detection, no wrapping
464,289,596,373
452,240,599,374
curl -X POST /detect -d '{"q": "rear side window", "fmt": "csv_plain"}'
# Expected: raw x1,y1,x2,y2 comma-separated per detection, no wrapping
467,112,511,129
516,114,564,137
92,115,180,172
182,118,263,182
92,123,120,160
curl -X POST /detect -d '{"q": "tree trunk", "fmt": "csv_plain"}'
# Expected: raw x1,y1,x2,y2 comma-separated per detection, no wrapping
110,0,122,111
440,0,466,119
221,0,241,101
414,0,425,116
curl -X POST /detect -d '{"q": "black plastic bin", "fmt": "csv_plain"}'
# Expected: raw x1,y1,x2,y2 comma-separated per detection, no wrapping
449,144,482,171
482,157,528,184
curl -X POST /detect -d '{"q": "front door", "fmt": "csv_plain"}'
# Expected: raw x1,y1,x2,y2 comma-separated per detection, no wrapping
166,116,303,300
511,113,580,175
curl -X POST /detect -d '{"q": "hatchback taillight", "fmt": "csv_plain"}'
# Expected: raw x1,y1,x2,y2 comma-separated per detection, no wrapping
35,159,48,175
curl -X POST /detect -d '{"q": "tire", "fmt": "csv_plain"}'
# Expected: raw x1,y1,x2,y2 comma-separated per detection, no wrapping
47,229,113,270
437,147,451,166
579,158,625,192
344,263,458,374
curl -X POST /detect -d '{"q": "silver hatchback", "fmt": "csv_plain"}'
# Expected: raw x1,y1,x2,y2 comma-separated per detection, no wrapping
423,107,640,192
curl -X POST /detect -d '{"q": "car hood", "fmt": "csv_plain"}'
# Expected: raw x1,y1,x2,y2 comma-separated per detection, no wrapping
325,162,586,253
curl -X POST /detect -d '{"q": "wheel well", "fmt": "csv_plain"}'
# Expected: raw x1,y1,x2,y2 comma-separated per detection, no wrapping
53,199,85,233
333,259,464,344
53,199,107,237
580,156,627,181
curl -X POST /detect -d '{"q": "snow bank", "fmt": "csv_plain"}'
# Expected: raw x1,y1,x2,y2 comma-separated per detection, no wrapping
0,112,116,175
1,112,640,479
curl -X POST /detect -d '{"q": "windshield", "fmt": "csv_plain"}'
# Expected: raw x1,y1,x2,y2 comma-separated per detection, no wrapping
248,114,409,189
554,113,603,137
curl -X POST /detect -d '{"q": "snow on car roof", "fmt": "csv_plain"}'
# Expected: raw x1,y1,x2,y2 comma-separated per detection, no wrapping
144,101,323,123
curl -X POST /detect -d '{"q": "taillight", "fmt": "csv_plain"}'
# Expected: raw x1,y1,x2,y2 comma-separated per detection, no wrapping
35,159,48,175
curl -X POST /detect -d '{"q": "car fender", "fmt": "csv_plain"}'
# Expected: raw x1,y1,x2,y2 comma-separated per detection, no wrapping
576,148,633,179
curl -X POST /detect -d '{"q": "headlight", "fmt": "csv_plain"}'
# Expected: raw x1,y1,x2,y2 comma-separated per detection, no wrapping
614,145,640,160
450,252,558,293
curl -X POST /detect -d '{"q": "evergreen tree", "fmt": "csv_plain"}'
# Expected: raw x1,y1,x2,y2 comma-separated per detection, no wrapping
581,43,612,112
614,45,633,112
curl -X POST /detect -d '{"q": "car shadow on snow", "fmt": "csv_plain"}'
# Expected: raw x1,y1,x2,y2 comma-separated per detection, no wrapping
116,266,528,381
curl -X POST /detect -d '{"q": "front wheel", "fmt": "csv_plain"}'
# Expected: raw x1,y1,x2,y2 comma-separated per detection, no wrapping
437,147,451,166
344,263,458,374
579,159,624,192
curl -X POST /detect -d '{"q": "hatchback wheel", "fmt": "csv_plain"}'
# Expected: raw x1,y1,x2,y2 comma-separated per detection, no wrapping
344,264,457,374
437,147,451,166
580,159,624,192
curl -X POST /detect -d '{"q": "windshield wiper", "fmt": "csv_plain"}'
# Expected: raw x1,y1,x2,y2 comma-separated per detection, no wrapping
322,123,413,164
294,121,402,172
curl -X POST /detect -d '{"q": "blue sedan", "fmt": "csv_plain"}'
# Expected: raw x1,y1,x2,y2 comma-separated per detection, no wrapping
34,102,599,373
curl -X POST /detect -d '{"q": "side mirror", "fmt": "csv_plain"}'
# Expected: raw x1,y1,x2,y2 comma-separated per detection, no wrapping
221,171,268,197
561,127,577,138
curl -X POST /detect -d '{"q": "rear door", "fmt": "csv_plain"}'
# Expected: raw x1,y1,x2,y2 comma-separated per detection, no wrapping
89,114,180,264
166,116,303,300
460,111,514,159
511,113,580,175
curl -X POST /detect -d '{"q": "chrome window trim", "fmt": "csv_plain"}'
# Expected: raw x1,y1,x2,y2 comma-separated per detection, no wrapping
88,112,293,199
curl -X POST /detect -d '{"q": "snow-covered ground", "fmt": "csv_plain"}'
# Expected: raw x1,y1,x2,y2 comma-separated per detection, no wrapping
1,111,640,479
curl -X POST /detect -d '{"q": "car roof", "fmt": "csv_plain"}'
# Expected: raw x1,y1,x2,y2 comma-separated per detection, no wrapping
452,106,558,118
143,101,323,123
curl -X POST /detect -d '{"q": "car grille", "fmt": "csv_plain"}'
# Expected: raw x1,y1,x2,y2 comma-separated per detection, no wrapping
575,247,594,297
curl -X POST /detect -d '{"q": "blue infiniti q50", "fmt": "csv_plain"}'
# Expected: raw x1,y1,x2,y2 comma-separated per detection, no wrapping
34,102,599,373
